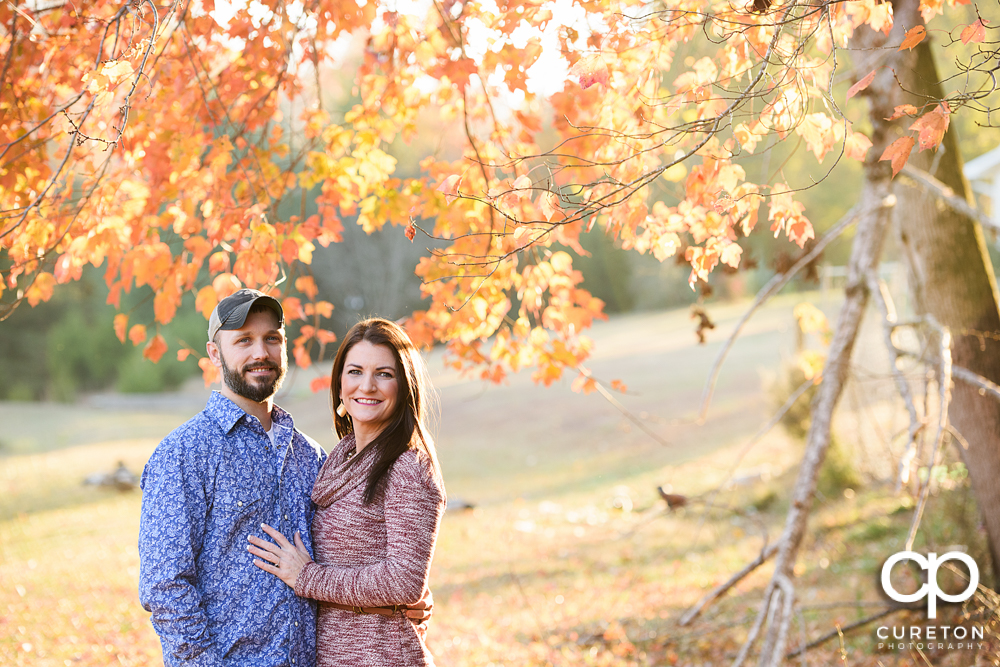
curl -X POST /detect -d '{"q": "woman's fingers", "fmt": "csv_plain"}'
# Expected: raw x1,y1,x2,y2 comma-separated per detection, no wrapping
260,523,292,548
247,543,279,563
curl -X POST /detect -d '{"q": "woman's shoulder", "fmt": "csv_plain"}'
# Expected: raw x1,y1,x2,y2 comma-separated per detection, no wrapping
389,448,444,496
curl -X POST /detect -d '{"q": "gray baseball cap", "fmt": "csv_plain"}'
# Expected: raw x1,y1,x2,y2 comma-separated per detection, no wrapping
208,288,284,340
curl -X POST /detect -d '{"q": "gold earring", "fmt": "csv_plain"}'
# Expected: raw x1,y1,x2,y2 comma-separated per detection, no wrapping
336,401,348,418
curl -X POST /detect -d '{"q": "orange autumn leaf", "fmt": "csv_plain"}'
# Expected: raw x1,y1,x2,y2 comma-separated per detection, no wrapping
910,103,950,151
961,19,987,44
177,349,192,362
845,131,873,161
310,375,332,392
196,286,219,320
143,334,168,363
610,379,628,392
114,314,129,343
898,25,926,50
128,324,147,346
295,275,319,300
885,104,919,121
847,69,877,100
437,174,463,204
198,357,220,387
880,136,916,177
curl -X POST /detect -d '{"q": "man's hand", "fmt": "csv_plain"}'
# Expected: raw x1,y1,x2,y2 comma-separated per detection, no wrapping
247,524,312,589
405,589,433,623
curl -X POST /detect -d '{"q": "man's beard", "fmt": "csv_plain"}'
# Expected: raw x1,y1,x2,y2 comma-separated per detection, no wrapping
218,350,286,403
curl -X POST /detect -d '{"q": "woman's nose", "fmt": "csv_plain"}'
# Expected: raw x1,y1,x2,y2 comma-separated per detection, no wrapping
361,373,376,391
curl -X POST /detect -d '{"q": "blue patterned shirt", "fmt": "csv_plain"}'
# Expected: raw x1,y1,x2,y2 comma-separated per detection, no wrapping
139,392,327,667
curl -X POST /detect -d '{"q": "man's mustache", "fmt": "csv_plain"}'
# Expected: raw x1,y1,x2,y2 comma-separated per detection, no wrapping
242,363,280,373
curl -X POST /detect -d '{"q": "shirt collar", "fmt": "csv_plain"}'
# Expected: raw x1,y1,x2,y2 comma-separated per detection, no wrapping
206,390,295,434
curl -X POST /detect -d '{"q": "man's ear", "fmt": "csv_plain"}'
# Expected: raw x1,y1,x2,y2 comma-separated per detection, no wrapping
206,339,223,369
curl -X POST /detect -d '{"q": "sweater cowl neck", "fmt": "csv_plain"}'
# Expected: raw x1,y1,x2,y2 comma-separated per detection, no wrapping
311,433,378,508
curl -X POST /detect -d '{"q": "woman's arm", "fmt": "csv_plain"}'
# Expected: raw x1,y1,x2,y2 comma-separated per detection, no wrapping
249,453,445,607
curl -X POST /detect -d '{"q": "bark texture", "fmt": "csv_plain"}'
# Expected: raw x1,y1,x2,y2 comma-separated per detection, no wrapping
891,29,1000,578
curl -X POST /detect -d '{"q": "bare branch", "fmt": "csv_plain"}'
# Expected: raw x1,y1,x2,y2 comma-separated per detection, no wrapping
679,542,780,626
952,364,1000,404
698,204,860,422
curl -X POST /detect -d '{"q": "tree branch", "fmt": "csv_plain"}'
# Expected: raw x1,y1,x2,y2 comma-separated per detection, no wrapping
698,204,860,422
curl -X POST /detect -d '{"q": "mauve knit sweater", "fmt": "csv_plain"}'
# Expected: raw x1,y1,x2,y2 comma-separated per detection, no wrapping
294,434,445,667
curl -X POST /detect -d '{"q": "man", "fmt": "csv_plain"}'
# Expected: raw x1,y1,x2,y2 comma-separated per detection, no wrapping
139,289,426,667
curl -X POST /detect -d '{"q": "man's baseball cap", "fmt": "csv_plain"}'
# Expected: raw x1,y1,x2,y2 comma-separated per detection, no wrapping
208,288,284,340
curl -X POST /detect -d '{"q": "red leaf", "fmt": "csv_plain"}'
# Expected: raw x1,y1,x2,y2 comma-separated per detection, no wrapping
404,223,416,241
847,68,877,100
879,136,916,177
569,54,609,90
961,19,987,44
898,25,926,51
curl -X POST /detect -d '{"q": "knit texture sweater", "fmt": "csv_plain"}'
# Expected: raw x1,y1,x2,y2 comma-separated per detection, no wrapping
294,434,445,666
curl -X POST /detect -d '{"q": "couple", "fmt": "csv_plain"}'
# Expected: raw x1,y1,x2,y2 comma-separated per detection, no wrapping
138,289,446,667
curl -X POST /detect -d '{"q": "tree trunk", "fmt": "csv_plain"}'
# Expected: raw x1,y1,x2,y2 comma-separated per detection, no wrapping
891,34,1000,578
753,2,924,664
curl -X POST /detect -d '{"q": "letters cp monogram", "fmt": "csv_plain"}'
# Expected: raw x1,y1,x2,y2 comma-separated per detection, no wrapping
880,551,979,618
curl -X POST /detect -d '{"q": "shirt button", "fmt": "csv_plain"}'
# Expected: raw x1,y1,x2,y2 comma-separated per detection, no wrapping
284,514,289,520
294,621,299,627
237,501,243,507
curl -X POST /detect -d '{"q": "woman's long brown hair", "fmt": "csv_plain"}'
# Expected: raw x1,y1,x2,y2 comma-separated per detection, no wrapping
330,318,441,504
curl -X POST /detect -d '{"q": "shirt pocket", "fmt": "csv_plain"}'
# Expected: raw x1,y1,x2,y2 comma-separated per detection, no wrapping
212,489,265,534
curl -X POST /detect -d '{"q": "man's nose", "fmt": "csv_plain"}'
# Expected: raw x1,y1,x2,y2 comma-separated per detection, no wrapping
250,339,269,359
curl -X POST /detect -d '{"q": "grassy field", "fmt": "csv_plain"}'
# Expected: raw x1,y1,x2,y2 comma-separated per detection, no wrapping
1,295,995,666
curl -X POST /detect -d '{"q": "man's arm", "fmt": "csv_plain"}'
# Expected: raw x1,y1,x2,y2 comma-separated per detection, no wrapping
138,443,224,667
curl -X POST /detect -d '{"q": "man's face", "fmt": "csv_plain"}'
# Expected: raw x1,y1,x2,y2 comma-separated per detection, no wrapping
210,309,287,403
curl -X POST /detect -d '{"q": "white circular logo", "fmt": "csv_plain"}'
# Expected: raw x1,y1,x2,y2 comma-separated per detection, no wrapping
881,551,979,618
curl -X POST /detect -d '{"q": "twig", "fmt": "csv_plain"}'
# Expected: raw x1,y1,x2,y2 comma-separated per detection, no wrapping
867,272,923,490
680,542,780,626
731,581,775,667
698,205,859,422
577,366,671,447
952,365,1000,404
905,318,952,552
785,605,919,657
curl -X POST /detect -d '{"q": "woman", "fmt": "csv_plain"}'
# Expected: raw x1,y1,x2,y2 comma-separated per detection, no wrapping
248,318,445,666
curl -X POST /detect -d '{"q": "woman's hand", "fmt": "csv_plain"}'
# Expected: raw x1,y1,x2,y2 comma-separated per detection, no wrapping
248,523,312,589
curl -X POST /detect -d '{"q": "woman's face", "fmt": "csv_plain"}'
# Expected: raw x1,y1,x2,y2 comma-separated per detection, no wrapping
340,340,400,437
